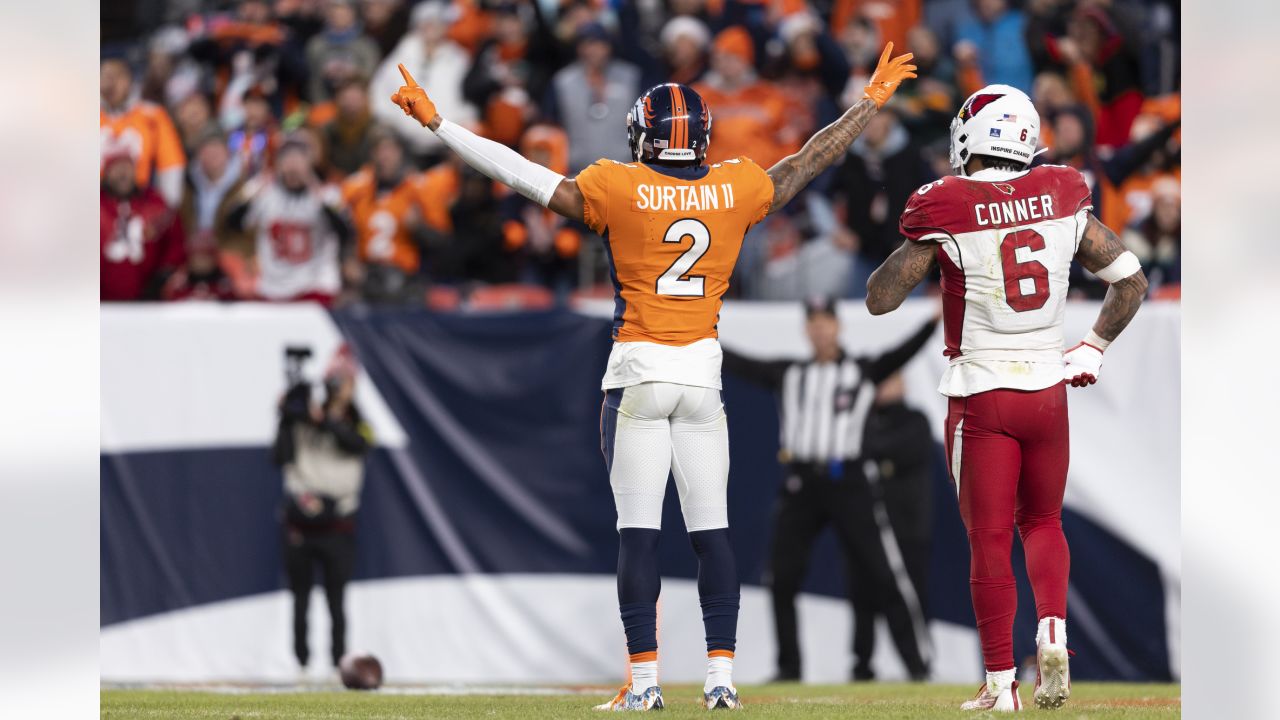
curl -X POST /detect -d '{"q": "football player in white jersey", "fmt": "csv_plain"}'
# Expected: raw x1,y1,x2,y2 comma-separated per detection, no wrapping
864,85,1148,712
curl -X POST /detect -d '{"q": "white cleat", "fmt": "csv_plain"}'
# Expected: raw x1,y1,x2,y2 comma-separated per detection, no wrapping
960,680,1021,712
594,684,664,711
1034,644,1072,709
703,685,741,710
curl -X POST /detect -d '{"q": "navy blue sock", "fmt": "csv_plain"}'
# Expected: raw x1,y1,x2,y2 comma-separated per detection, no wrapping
617,528,662,655
689,528,740,653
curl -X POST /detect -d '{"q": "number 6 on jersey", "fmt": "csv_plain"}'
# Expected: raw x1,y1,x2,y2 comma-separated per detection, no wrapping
656,218,710,297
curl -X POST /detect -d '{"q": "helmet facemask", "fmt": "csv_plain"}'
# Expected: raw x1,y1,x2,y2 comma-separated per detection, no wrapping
949,116,969,176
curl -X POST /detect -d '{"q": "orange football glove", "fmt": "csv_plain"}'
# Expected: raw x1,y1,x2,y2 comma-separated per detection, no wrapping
390,64,439,128
862,43,917,109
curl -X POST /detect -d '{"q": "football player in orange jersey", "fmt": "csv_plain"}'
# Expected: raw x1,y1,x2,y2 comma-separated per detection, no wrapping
391,45,915,710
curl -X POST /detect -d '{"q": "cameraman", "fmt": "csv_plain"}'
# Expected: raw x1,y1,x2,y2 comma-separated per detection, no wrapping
273,345,371,675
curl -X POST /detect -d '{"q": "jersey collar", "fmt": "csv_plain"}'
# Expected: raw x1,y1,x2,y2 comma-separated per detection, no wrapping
643,162,710,181
967,167,1031,182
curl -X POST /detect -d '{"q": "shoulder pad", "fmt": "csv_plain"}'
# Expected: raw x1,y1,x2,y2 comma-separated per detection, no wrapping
900,177,964,241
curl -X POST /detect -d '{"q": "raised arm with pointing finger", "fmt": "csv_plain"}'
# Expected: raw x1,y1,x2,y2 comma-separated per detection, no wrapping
388,46,915,224
390,51,917,712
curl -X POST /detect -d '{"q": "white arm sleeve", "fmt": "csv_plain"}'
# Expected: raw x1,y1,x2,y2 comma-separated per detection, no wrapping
434,119,565,207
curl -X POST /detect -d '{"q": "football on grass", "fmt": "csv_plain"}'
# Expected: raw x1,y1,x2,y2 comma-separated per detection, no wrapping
338,652,383,690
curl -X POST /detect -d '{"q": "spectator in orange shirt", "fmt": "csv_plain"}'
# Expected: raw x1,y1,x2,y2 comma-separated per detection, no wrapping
186,0,302,114
413,157,461,236
830,0,920,53
694,26,793,169
772,12,845,158
500,125,582,299
462,3,553,147
1115,113,1181,229
340,131,430,303
100,58,187,208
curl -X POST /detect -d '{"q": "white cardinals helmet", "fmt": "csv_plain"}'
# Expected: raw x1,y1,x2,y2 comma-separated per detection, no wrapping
949,84,1041,175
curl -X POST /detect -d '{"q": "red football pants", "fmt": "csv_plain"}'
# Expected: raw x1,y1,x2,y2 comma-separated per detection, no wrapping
945,384,1070,672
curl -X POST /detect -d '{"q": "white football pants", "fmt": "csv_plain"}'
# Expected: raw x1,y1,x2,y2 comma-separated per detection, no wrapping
601,382,730,532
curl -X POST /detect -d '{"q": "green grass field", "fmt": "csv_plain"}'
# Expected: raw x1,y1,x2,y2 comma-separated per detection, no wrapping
102,682,1180,718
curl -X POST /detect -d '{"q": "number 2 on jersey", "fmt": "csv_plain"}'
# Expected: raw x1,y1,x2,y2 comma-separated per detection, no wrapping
657,218,710,297
1000,229,1050,312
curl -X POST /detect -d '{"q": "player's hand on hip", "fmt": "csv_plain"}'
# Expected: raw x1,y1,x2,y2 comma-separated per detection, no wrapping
390,64,439,129
863,42,917,109
1062,341,1104,387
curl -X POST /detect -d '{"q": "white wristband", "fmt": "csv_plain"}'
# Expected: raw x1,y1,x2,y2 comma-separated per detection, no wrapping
434,119,565,208
1083,330,1111,352
1094,250,1142,283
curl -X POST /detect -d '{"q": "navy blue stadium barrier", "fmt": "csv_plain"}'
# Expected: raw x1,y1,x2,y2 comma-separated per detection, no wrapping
100,307,1169,681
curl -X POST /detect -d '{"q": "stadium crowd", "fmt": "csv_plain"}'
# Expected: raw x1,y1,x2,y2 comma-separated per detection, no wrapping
100,0,1181,307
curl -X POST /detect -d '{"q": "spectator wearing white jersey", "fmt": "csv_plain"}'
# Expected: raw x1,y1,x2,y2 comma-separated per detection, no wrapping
226,141,351,304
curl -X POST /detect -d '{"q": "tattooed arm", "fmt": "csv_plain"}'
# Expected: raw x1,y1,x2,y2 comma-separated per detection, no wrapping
1076,213,1148,341
765,43,915,215
1061,213,1148,387
767,99,879,213
865,239,937,315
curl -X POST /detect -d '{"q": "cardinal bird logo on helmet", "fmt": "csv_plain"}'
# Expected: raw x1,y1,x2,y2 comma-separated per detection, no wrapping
959,93,1004,121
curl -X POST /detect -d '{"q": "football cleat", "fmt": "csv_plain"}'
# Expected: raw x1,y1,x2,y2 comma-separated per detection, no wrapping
960,680,1021,712
594,684,664,711
1034,644,1072,709
703,685,741,710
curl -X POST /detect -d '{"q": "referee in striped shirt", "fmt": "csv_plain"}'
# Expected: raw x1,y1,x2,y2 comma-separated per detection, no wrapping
722,297,938,682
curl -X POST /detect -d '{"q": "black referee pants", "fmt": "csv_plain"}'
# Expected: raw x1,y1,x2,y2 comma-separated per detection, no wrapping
768,462,929,680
